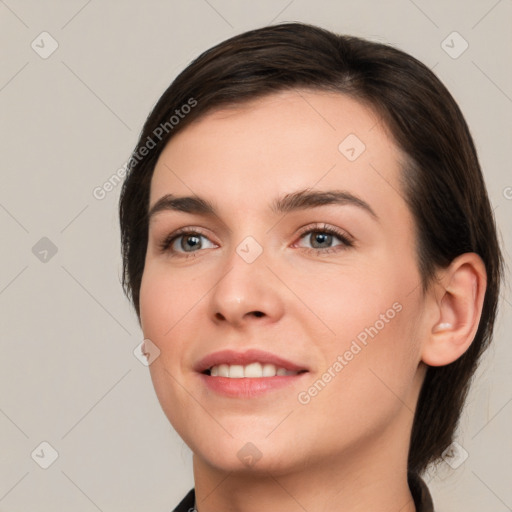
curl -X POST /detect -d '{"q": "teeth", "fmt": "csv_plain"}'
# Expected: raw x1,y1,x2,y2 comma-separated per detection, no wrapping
208,362,300,378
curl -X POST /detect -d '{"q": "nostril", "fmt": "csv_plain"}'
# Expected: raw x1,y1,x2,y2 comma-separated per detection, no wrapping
252,311,264,317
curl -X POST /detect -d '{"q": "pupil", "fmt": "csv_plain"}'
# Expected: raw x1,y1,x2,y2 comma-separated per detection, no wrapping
312,232,331,248
183,235,200,251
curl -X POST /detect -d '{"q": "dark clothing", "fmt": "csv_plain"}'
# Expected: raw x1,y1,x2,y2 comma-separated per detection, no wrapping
172,472,434,511
172,487,195,512
408,472,435,512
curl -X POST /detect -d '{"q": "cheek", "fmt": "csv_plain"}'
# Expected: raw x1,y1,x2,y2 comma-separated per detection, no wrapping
293,263,397,340
139,263,195,339
138,265,191,397
138,266,195,431
139,270,168,340
307,263,422,395
301,308,420,444
139,262,212,381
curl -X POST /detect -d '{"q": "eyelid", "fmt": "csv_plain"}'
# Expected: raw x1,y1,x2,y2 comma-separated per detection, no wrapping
295,222,354,243
158,226,217,254
292,223,355,254
158,222,355,255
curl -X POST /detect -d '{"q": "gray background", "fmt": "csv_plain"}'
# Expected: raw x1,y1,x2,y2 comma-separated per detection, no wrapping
0,0,511,510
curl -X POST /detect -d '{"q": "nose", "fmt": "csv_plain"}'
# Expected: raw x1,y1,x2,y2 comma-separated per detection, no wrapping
208,244,285,328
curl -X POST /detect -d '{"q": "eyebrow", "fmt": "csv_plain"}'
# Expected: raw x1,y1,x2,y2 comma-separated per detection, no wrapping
147,189,378,222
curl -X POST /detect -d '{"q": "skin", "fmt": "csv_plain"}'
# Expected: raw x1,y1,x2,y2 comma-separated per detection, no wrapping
139,90,487,512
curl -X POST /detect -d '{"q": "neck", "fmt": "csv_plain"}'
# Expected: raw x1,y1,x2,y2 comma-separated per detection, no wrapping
191,424,417,512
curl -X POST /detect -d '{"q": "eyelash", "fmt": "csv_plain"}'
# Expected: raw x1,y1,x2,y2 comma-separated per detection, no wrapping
158,223,354,258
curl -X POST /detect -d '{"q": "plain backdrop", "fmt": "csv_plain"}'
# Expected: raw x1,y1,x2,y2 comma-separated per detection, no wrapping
0,1,511,510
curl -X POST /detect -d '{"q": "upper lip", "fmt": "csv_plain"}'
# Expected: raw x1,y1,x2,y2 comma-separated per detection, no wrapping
195,349,309,373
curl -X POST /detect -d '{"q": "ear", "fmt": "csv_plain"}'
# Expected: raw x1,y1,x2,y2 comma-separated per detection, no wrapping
421,253,487,367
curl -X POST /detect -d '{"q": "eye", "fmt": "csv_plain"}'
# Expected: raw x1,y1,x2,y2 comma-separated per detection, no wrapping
158,223,354,258
158,228,216,256
294,223,354,255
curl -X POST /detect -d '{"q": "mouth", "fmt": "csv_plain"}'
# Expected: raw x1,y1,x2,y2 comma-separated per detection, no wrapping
195,348,310,397
202,362,309,378
195,348,309,375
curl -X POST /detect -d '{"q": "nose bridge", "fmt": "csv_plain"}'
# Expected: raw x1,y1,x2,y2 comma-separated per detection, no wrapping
208,232,284,325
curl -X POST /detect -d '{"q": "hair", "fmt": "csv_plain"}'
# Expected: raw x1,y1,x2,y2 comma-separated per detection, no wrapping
119,22,504,476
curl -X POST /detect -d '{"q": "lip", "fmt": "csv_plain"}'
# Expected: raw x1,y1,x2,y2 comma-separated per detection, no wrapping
195,349,310,399
198,372,309,398
194,348,309,373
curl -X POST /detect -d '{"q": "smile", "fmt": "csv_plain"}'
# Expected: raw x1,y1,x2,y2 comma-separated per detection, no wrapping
206,362,307,378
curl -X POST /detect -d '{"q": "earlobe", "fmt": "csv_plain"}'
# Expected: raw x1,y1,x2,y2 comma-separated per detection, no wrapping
421,253,487,367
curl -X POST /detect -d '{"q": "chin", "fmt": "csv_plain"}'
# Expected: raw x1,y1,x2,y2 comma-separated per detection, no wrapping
193,442,302,475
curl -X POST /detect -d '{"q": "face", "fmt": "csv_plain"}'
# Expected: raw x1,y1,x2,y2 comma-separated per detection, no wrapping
139,90,430,475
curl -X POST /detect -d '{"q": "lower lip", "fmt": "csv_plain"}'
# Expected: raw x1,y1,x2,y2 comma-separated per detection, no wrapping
198,372,309,398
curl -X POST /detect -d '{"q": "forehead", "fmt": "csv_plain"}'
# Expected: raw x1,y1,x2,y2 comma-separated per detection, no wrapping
149,90,407,221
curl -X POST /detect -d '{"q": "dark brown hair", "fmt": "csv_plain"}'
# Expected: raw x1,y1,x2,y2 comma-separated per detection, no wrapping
119,22,504,475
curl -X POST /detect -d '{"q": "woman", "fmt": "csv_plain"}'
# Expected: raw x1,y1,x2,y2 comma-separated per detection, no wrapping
119,23,503,512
